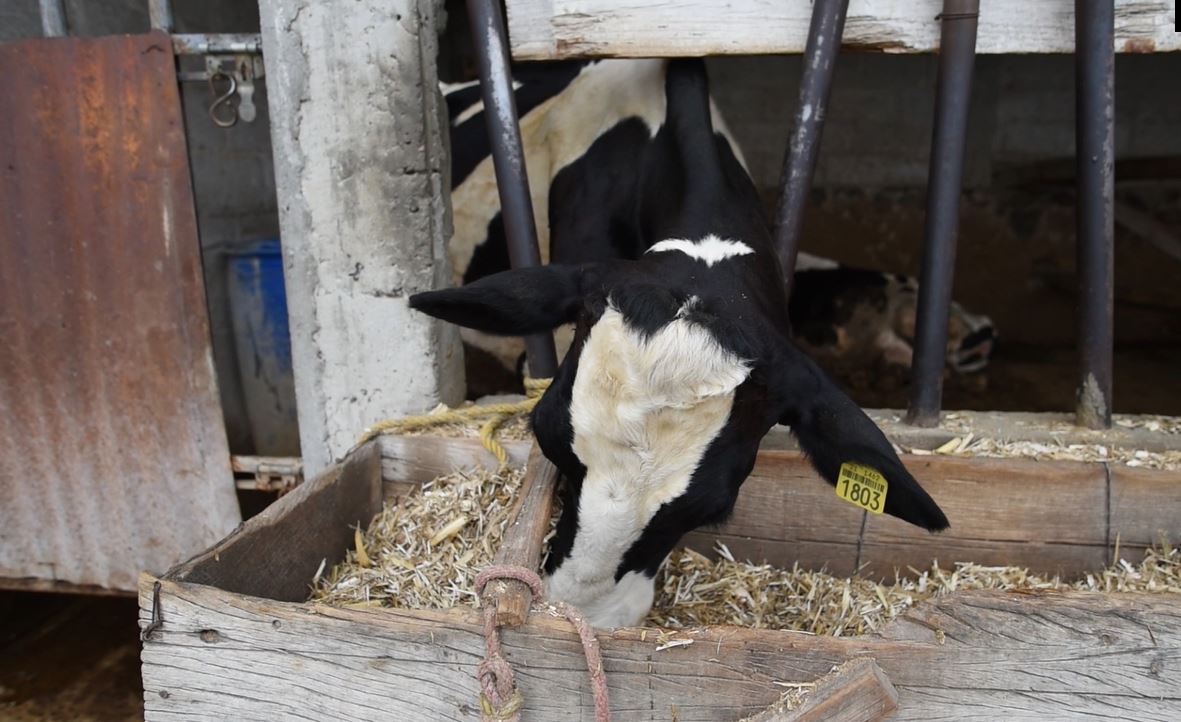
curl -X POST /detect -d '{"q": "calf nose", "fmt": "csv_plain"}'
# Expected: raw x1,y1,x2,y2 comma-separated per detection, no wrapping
953,325,995,373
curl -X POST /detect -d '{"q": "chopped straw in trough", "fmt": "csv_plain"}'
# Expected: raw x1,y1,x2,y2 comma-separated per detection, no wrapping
313,461,1181,635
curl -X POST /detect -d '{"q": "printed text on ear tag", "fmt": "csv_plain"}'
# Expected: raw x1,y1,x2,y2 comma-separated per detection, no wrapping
836,462,888,514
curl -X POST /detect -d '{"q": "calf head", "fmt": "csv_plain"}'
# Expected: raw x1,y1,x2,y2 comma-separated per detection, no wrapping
411,255,949,628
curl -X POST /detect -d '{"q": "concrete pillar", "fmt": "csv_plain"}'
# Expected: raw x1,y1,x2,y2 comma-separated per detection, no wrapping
258,0,464,474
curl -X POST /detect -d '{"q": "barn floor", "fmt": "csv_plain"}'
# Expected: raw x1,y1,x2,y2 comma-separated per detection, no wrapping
0,592,143,721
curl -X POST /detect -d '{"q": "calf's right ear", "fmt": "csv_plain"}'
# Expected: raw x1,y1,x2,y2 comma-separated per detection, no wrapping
770,339,950,532
409,264,593,336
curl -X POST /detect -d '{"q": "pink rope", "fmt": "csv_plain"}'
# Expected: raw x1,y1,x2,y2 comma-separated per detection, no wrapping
474,565,611,722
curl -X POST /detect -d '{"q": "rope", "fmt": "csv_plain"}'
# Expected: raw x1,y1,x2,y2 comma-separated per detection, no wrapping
474,566,611,722
356,377,552,470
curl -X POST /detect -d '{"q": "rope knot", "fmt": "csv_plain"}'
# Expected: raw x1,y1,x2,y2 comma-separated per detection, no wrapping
475,564,611,722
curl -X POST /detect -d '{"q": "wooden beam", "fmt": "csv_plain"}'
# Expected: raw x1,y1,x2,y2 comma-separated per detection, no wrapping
140,579,1181,721
506,0,1180,59
682,452,1172,578
486,445,560,627
742,658,898,722
379,435,531,487
165,442,382,603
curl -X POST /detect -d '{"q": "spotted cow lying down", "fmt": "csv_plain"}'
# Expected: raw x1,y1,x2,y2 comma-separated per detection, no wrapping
412,60,949,628
441,59,995,396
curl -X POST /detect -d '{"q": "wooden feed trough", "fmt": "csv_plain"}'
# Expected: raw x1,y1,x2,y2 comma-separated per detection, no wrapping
140,433,1181,720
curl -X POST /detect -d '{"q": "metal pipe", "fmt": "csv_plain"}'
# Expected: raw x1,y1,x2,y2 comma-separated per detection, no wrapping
465,0,558,378
773,0,849,294
1074,0,1115,429
148,0,175,32
905,0,980,427
171,34,263,55
39,0,67,37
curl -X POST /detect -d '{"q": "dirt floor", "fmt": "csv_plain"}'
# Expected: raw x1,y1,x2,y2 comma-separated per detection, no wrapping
0,593,143,721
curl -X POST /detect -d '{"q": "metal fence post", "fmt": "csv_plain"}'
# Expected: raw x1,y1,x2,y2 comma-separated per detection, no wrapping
38,0,67,37
465,0,559,379
1074,0,1115,429
773,0,850,293
905,0,980,427
148,0,176,33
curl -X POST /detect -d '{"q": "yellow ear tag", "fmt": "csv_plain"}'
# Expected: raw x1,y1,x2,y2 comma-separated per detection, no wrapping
836,462,888,514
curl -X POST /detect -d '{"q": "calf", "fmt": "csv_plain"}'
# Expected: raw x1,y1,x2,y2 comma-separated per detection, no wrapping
412,60,948,628
443,60,995,394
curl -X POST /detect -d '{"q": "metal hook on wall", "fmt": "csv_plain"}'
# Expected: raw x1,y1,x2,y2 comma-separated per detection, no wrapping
208,70,238,127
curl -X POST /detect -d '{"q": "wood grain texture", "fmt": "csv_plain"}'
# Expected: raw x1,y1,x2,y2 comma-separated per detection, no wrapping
139,578,1181,721
488,445,560,626
380,435,530,482
743,658,898,722
165,442,382,602
507,0,1179,59
682,452,1165,578
373,439,1173,578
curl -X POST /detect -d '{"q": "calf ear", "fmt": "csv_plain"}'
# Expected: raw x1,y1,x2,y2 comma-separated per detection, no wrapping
770,340,950,532
409,264,591,336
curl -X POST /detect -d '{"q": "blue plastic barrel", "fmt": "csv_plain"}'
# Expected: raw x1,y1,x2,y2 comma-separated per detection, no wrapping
226,240,300,456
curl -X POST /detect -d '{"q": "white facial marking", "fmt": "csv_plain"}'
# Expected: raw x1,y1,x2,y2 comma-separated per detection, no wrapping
646,234,754,267
545,305,750,627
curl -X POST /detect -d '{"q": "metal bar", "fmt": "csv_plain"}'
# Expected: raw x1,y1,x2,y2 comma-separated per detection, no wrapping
148,0,175,32
465,0,558,378
1074,0,1115,429
39,0,67,37
172,34,262,56
905,0,980,427
772,0,849,294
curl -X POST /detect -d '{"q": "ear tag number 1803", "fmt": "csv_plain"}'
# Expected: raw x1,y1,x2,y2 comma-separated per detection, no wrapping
836,462,888,514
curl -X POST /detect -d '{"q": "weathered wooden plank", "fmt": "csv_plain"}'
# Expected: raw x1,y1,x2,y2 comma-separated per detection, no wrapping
487,445,560,627
507,0,1179,59
375,439,1171,578
1110,465,1181,551
689,452,1115,577
140,579,1181,721
858,457,1110,577
682,532,861,577
380,435,530,481
742,658,898,722
165,442,382,602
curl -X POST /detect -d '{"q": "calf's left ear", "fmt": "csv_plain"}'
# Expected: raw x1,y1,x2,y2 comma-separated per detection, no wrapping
409,264,593,336
770,339,950,532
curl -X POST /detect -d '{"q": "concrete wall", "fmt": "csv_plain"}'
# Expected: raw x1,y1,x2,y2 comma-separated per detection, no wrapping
258,0,463,474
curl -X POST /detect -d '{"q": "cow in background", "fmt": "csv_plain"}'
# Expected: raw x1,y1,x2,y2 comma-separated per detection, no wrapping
413,59,949,628
442,60,996,396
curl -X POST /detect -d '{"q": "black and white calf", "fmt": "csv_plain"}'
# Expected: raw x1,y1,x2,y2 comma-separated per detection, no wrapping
413,60,949,628
442,60,995,393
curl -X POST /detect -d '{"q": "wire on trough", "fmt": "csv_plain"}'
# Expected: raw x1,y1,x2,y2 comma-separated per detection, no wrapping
356,377,552,469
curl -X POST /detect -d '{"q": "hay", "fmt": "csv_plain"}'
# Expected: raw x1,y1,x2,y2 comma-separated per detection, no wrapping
311,467,527,609
645,540,1181,635
315,463,1179,636
899,429,1181,470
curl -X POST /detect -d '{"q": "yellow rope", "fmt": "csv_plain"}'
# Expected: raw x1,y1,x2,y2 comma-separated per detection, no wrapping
357,377,552,470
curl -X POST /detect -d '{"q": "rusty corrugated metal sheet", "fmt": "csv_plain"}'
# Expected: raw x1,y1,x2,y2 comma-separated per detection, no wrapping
0,32,241,592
